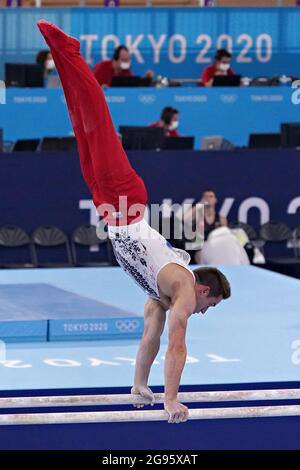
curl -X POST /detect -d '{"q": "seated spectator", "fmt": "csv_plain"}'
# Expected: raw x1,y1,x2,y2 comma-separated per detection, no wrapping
149,107,180,137
183,190,251,265
183,189,228,263
202,49,234,87
94,45,153,87
202,189,228,239
36,49,56,79
184,189,227,240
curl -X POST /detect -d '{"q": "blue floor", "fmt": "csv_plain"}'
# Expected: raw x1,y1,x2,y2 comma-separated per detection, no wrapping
0,265,299,391
0,283,137,320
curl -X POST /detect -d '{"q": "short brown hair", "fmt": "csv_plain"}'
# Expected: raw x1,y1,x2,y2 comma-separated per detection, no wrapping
193,267,231,299
36,49,50,66
215,49,232,61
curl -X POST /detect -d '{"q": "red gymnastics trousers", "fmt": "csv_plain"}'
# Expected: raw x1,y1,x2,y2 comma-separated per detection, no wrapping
37,20,148,226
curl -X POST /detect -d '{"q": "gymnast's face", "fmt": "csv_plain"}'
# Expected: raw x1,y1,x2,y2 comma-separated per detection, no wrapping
194,285,222,315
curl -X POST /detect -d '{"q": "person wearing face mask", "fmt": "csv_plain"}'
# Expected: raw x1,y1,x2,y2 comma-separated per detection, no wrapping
149,107,180,138
94,45,154,87
94,45,132,87
201,49,234,87
36,49,56,79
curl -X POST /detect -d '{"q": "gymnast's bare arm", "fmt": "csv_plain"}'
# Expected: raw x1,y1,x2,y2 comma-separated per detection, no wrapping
158,264,196,423
131,298,167,407
163,293,195,423
131,265,195,422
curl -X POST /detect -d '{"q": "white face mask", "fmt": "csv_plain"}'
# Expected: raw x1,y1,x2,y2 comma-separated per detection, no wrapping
219,63,230,72
45,59,55,71
120,61,131,71
169,121,179,131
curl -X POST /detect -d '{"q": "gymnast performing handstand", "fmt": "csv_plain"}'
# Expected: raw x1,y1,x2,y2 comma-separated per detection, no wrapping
37,20,231,424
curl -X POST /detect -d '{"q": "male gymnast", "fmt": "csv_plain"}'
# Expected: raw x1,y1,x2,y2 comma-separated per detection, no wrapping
37,20,231,424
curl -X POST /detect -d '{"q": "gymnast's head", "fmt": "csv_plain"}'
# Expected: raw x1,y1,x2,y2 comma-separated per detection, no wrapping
192,267,231,315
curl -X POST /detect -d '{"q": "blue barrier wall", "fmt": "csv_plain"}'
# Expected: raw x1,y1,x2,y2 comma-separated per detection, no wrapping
1,411,300,450
1,87,299,147
1,7,300,79
0,150,299,237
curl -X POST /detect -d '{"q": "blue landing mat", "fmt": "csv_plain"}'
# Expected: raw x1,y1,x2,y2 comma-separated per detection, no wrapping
0,283,143,342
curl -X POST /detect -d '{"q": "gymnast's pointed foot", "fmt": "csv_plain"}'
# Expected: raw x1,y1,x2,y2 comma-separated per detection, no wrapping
37,19,79,50
131,385,155,409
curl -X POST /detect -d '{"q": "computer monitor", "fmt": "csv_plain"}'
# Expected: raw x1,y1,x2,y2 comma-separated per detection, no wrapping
119,126,164,150
201,136,235,151
26,64,44,88
163,137,195,150
212,75,241,87
40,137,78,152
248,133,281,149
5,64,44,88
5,64,26,87
13,139,40,152
111,76,152,87
281,123,300,148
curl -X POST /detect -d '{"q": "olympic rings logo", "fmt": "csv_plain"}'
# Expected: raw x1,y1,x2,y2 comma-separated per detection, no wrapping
138,94,156,105
220,94,238,104
115,320,141,333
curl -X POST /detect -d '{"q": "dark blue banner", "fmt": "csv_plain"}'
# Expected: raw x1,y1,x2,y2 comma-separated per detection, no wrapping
0,150,299,237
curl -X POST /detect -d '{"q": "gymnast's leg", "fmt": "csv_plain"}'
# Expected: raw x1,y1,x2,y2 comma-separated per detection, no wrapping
37,20,147,225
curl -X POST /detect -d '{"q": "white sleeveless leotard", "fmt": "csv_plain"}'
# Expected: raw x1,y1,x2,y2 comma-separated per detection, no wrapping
108,219,195,301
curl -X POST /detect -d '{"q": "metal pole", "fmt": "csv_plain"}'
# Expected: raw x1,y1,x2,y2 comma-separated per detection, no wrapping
1,389,300,409
1,405,300,426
